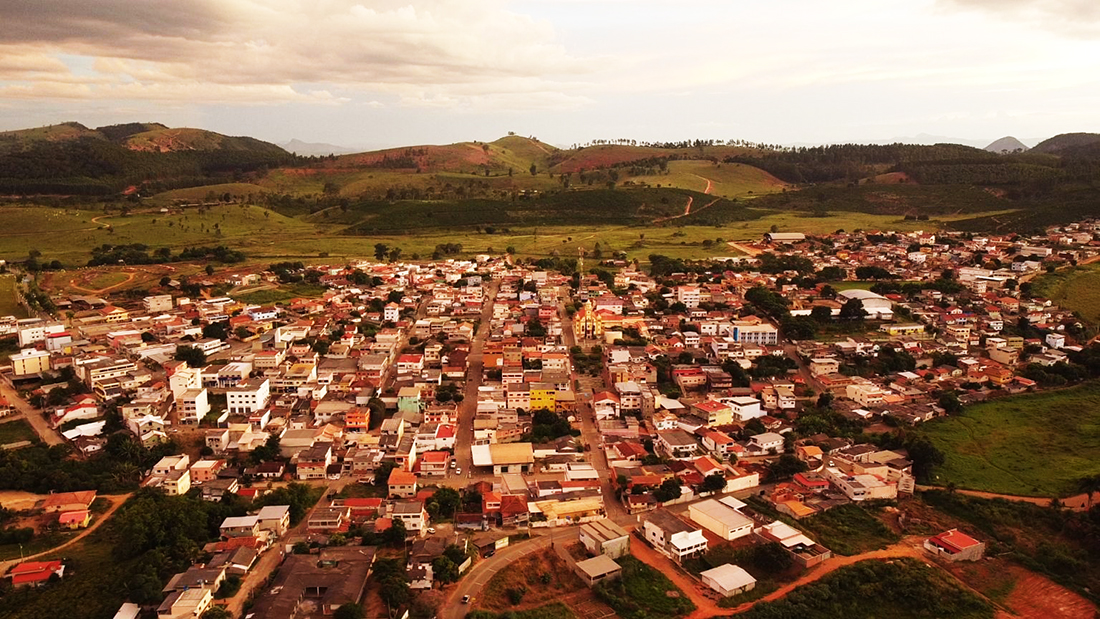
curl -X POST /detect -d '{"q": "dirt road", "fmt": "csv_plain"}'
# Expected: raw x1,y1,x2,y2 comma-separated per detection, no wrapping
916,485,1096,511
0,493,130,574
726,241,762,257
0,381,62,446
693,175,714,195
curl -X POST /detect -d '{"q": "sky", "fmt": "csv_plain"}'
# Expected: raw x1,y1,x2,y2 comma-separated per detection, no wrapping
0,0,1098,149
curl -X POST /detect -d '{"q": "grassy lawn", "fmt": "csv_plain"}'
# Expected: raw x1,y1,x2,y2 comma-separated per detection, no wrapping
1033,262,1100,325
922,380,1100,496
0,418,38,445
0,530,78,561
468,603,575,619
232,283,327,305
0,275,27,318
798,503,900,556
735,558,993,619
594,556,695,619
84,271,131,291
0,519,140,619
628,160,788,198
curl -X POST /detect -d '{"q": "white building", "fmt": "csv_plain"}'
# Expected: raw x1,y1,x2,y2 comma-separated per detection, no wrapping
837,289,893,320
700,564,756,598
177,389,210,424
226,378,270,414
688,499,754,541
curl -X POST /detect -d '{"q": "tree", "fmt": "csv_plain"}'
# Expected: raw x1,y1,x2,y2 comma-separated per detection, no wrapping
653,477,682,502
250,433,281,464
768,454,808,481
202,608,232,619
432,555,459,583
529,162,537,176
374,461,397,487
701,473,726,493
810,305,833,322
1076,474,1100,510
174,345,207,368
205,265,215,276
334,603,365,619
374,243,389,261
839,297,866,320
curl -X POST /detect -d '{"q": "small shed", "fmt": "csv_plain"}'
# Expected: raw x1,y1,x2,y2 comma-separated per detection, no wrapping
574,555,622,587
700,563,756,597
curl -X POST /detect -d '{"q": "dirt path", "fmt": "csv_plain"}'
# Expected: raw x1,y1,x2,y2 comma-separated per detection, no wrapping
724,536,928,614
0,493,130,574
628,534,725,619
68,270,137,295
726,241,763,257
653,196,724,225
693,175,714,195
915,485,1096,511
0,381,62,446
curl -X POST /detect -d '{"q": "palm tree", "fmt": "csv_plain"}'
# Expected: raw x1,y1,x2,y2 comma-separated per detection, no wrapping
1075,474,1100,510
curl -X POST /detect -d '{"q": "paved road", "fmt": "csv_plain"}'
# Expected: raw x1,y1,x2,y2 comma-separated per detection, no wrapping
455,279,500,475
0,493,130,574
443,529,580,619
0,380,63,446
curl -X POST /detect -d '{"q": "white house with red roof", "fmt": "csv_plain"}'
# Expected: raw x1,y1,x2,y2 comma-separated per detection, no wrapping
8,560,64,588
51,395,99,428
924,529,985,562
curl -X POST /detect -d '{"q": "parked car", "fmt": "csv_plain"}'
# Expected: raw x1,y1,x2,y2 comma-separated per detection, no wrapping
462,595,471,604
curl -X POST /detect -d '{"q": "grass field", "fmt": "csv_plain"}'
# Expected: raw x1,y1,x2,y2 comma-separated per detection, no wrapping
594,556,694,619
0,418,37,445
1032,262,1100,325
798,504,900,556
922,381,1100,497
232,283,327,305
628,160,788,198
0,275,27,318
144,182,272,206
736,558,993,619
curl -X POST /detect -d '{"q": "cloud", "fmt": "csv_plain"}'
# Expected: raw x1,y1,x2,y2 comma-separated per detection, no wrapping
0,0,589,106
938,0,1100,37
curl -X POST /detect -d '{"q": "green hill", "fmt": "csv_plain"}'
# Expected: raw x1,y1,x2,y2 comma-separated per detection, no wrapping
1031,132,1100,155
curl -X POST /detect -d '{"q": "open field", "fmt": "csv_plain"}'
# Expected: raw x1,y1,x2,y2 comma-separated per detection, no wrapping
798,504,901,556
0,418,37,446
922,381,1100,497
143,182,272,206
628,160,788,198
735,558,993,619
1032,263,1100,325
0,275,27,318
0,193,1018,269
232,283,327,305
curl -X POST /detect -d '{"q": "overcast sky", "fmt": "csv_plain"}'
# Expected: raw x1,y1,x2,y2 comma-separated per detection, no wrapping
0,0,1097,148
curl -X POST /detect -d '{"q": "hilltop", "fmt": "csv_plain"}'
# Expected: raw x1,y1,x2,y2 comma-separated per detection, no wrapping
984,136,1029,154
1031,132,1100,155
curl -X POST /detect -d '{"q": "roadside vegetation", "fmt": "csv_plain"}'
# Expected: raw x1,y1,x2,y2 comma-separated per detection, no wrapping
594,556,695,619
733,558,993,619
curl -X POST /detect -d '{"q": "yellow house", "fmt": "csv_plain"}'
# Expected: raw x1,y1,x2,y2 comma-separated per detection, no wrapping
529,383,557,411
58,510,91,530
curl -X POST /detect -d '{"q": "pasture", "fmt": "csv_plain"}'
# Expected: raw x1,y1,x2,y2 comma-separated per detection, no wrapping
1033,262,1100,325
922,381,1100,497
628,160,789,198
0,275,27,318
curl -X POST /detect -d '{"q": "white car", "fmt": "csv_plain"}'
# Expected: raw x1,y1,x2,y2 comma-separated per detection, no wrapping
455,468,462,475
427,527,436,534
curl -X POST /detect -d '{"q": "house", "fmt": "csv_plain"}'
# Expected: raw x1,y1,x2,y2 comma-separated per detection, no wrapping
700,563,756,598
642,508,708,563
688,499,754,541
226,378,270,414
924,529,985,562
257,505,291,537
308,506,351,533
390,501,428,536
250,547,376,618
656,429,698,459
220,515,261,538
158,586,215,618
578,519,631,559
388,469,419,498
42,490,96,513
574,555,622,587
8,560,65,588
58,510,91,530
471,442,535,474
748,432,784,454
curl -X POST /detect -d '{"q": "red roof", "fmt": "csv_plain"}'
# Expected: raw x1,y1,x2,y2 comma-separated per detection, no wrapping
929,529,982,553
58,510,89,524
10,560,62,585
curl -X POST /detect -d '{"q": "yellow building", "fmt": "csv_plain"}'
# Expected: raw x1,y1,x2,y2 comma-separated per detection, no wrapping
529,382,557,411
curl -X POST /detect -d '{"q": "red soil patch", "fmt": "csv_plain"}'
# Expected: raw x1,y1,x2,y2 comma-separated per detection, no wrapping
999,566,1097,619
